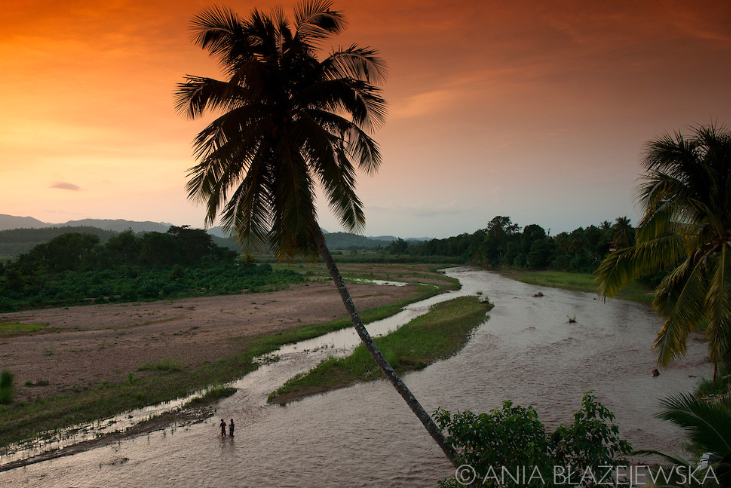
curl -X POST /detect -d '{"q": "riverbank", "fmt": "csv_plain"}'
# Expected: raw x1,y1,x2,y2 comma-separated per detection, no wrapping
498,269,655,303
0,264,453,450
268,296,493,404
0,267,713,486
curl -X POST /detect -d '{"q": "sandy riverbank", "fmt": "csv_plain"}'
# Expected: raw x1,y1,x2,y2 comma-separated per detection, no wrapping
0,279,423,402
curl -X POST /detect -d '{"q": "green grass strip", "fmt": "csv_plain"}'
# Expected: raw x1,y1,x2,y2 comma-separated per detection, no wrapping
268,296,493,405
508,270,654,303
0,284,441,448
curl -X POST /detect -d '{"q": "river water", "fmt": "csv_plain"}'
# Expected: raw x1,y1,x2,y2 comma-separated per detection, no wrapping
0,268,711,487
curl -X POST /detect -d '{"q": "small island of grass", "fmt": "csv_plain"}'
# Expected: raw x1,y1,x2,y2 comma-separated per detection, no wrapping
268,296,493,405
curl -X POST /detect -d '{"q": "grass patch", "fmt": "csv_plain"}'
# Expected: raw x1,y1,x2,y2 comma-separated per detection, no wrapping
137,357,182,372
0,370,14,405
0,322,51,338
505,270,654,303
184,386,238,406
0,282,444,448
268,296,493,404
694,364,731,399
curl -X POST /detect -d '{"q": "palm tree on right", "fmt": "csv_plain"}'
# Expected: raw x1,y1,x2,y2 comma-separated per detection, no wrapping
596,124,731,378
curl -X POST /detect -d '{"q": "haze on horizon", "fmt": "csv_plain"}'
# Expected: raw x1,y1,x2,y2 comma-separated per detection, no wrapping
1,0,729,239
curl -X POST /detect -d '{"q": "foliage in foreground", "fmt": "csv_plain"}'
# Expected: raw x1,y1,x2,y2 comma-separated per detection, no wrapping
596,124,731,370
634,393,731,488
435,392,632,488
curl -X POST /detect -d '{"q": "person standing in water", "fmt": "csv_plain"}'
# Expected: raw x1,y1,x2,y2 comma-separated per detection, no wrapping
219,418,227,437
229,419,235,438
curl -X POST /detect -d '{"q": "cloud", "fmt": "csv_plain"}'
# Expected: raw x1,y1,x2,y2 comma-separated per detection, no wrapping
50,181,82,191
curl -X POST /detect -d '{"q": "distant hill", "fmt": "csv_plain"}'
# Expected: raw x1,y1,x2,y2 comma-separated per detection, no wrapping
61,219,173,233
0,214,50,231
0,215,173,234
0,214,430,257
323,232,391,250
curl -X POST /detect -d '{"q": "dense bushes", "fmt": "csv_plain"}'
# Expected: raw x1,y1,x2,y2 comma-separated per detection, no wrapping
0,226,306,311
0,263,304,312
436,392,632,487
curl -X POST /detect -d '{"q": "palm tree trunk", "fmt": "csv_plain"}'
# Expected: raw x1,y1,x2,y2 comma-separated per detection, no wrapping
312,227,457,467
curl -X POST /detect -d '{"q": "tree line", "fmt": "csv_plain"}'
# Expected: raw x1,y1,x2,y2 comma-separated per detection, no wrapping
6,225,237,275
0,226,309,311
382,215,637,274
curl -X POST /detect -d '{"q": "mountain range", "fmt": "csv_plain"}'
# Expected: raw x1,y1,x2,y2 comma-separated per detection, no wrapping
0,214,431,258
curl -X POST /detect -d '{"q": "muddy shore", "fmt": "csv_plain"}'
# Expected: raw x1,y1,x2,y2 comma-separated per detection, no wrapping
0,279,423,402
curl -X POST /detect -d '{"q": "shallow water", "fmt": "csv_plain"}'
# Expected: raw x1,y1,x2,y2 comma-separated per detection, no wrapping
0,268,711,486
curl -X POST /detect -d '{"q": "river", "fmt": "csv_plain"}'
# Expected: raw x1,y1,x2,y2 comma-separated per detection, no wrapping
0,268,711,486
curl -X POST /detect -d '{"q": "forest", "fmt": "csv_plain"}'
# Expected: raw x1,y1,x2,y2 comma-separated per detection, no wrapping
0,216,644,313
0,226,304,312
381,215,637,274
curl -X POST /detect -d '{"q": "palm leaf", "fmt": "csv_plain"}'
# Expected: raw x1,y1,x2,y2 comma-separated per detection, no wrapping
656,393,731,457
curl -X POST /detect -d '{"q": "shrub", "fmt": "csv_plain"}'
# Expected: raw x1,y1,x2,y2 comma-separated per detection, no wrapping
435,392,631,488
0,369,14,404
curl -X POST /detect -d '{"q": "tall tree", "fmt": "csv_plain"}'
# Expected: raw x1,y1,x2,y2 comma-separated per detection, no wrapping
596,124,731,378
175,1,457,465
610,216,634,250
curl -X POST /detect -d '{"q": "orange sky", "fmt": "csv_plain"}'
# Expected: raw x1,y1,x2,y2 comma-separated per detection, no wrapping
1,0,730,237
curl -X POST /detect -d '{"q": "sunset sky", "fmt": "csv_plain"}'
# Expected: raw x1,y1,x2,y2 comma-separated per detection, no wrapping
1,0,730,238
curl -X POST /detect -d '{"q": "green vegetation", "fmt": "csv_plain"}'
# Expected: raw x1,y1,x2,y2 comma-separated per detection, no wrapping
137,357,182,372
176,0,462,463
507,270,654,303
635,393,731,488
596,124,731,373
268,296,492,404
0,370,14,405
377,215,637,272
0,321,51,337
185,386,238,406
435,392,632,488
694,363,731,399
0,284,440,448
0,260,305,312
0,226,118,258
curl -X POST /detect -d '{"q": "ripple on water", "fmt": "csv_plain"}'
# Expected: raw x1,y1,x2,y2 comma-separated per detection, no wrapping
0,268,713,487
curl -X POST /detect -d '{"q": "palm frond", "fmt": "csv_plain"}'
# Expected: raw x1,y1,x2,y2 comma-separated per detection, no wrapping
595,233,684,298
656,393,731,457
654,257,707,365
220,152,273,255
294,0,346,43
179,1,385,260
268,138,319,260
705,248,731,363
303,108,381,173
322,45,387,85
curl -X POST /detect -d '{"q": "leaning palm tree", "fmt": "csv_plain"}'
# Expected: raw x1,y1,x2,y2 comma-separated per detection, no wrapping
175,1,457,465
596,124,731,378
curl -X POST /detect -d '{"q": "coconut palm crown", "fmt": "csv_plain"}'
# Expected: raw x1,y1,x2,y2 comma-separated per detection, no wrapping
596,124,731,370
175,1,386,259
